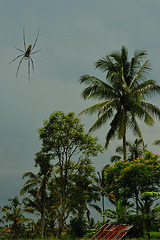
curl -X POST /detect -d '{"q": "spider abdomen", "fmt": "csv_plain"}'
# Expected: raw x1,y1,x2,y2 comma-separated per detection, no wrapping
25,45,32,57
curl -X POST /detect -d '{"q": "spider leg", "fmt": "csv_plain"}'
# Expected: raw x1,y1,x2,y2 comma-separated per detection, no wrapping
23,28,27,52
31,29,39,51
28,56,31,82
30,49,41,55
16,56,25,78
15,47,25,53
9,54,24,64
29,56,34,74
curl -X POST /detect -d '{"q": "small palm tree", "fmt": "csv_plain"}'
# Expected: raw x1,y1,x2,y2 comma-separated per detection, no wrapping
2,196,30,239
20,153,53,239
111,138,147,162
0,207,4,225
79,46,160,161
95,165,110,223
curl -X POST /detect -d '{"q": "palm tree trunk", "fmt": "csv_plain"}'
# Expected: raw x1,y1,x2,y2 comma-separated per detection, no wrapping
57,215,64,238
102,194,105,223
40,182,46,238
123,133,127,162
122,128,127,217
57,184,66,238
41,207,45,238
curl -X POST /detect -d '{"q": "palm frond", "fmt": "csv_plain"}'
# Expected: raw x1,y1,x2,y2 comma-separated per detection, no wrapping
35,184,42,200
95,56,118,73
89,203,102,213
105,114,121,148
134,49,147,60
20,181,39,195
130,50,148,75
129,116,144,142
80,75,116,100
153,140,160,146
141,102,160,121
78,102,110,116
98,99,118,116
138,81,160,98
121,46,128,62
110,155,121,163
89,109,114,132
142,192,160,198
132,102,154,125
22,171,38,180
118,107,126,139
129,60,151,88
79,75,106,86
115,146,124,156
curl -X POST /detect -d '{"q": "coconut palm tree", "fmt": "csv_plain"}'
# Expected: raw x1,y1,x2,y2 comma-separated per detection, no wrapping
79,46,160,161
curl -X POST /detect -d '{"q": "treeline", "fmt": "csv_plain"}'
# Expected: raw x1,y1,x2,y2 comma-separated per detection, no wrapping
1,46,160,239
1,111,103,239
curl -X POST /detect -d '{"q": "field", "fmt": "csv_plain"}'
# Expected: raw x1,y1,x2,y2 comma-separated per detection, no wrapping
1,233,160,240
1,231,160,240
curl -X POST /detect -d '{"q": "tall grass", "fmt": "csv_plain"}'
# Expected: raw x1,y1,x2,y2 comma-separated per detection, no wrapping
1,232,160,239
0,238,91,240
0,237,91,240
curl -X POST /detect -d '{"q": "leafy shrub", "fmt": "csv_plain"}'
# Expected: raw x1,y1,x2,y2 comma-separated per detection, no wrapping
69,217,88,238
150,231,160,239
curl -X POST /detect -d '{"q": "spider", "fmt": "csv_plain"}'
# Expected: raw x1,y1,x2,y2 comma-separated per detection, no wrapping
9,28,41,81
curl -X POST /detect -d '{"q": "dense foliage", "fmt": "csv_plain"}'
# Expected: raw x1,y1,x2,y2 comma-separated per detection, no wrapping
103,152,160,236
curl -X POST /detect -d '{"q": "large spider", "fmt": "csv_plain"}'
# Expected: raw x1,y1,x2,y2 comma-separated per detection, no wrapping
9,28,41,81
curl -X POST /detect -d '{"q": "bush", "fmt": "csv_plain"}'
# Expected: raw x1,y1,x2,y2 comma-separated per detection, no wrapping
150,231,160,239
69,217,88,238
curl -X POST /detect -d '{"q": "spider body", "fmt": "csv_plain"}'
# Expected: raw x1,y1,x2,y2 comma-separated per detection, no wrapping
25,45,32,57
9,29,41,81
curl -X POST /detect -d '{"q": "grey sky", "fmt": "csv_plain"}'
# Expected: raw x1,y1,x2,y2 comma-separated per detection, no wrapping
0,0,160,213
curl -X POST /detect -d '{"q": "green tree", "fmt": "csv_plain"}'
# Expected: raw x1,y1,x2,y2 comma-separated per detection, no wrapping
69,160,101,222
69,216,88,238
79,46,160,161
2,196,29,239
37,111,103,237
20,153,53,239
104,151,160,236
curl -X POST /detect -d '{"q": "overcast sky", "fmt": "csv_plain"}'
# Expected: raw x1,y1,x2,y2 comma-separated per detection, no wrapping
0,0,160,213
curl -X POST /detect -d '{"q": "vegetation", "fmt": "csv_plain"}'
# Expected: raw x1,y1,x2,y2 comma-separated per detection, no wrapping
79,46,160,161
37,111,102,237
103,151,160,237
1,47,160,239
20,154,53,238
